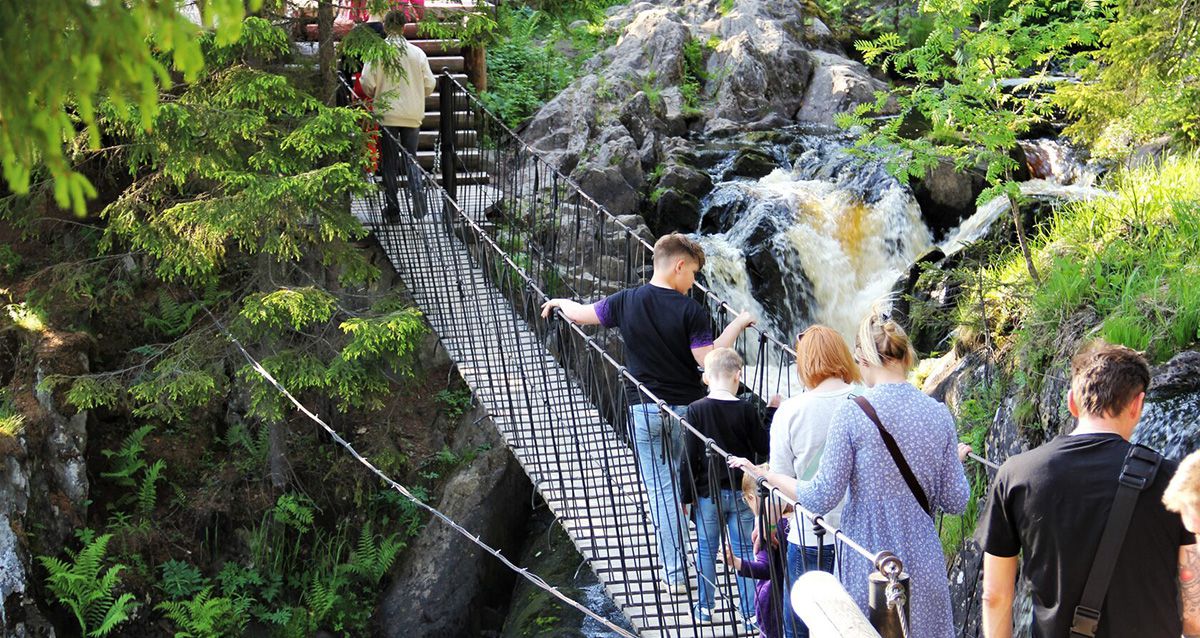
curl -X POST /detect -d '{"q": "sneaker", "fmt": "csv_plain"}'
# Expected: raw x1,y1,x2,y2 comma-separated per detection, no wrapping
663,580,688,596
693,605,712,623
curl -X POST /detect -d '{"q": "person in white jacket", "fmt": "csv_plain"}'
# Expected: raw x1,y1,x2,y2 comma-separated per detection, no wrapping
360,9,436,221
768,324,862,638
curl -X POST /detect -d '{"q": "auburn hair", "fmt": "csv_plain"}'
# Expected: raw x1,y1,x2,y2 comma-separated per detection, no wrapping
796,325,862,389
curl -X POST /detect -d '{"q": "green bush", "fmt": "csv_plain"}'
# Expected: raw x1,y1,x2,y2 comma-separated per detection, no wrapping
38,532,137,637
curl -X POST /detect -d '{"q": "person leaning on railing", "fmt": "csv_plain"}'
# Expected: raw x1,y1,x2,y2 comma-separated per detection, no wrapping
767,324,864,638
540,232,757,596
979,341,1199,638
730,306,972,638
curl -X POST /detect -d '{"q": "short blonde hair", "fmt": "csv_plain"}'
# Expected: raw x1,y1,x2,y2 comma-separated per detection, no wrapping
796,325,862,389
741,462,770,502
703,347,742,382
855,304,916,370
1164,450,1200,516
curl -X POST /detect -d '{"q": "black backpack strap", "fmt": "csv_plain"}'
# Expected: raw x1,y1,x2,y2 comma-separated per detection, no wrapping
1069,444,1162,638
852,396,932,518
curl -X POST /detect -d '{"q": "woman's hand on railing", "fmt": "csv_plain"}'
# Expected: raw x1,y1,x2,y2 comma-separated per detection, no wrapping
957,443,973,462
728,456,754,472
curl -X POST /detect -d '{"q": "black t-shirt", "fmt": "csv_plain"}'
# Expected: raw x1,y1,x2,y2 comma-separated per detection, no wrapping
980,433,1194,638
680,397,770,504
595,285,713,405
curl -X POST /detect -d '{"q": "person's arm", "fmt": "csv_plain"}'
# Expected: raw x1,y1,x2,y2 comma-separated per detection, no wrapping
713,310,755,349
981,553,1018,638
539,298,600,324
1182,543,1200,636
422,52,436,96
935,407,971,514
359,61,378,98
768,401,798,477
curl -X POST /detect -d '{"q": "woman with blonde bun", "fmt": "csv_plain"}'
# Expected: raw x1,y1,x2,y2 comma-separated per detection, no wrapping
732,305,971,637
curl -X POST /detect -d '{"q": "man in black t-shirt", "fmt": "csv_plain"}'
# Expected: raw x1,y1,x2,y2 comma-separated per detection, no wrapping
540,233,755,594
979,342,1199,638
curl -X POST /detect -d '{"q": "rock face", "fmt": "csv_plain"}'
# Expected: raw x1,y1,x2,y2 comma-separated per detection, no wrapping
373,416,533,638
521,0,885,228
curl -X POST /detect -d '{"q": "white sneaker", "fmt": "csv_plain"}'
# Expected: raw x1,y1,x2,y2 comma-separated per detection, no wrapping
664,580,688,596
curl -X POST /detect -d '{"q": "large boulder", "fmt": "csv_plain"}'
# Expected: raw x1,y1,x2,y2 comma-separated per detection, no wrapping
374,430,533,638
795,50,887,126
912,158,989,239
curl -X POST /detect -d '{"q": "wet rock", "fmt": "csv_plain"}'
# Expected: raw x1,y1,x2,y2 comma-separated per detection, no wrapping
699,185,753,235
1148,350,1200,399
912,158,988,239
374,431,533,638
652,190,703,234
727,147,777,180
574,165,641,216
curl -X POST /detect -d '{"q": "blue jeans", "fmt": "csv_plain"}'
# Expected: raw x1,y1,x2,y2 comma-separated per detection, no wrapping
630,402,689,586
783,541,836,638
694,489,756,617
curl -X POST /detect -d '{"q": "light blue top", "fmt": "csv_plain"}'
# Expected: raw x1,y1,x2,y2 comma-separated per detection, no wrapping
795,382,969,638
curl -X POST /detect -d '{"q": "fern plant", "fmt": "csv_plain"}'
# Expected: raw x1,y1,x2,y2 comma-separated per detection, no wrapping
37,533,138,637
157,587,250,638
100,424,153,487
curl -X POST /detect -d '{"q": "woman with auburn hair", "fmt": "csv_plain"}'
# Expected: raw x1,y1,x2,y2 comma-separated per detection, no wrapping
768,325,862,638
732,306,972,637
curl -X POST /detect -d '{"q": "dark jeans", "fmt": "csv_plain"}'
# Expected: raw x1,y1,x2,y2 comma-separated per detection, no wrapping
783,542,836,638
379,125,425,219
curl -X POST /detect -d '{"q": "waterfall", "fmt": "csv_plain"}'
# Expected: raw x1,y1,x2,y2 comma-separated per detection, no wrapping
695,137,933,344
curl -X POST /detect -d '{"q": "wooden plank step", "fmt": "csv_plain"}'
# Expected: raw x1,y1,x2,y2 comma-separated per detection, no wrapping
418,129,477,150
426,55,466,73
412,39,462,56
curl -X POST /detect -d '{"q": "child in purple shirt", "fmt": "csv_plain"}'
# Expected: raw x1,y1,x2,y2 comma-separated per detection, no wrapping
725,464,792,638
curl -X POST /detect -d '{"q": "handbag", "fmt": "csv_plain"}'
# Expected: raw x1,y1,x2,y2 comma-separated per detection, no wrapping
851,396,932,517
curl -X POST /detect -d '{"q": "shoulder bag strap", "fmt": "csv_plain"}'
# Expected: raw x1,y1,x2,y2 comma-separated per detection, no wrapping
852,395,932,518
1069,444,1162,638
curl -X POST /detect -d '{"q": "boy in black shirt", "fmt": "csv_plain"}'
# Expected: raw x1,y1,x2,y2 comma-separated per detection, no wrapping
540,233,755,594
681,347,769,625
979,342,1198,638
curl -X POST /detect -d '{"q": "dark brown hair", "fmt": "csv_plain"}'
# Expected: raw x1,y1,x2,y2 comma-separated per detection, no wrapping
653,233,706,270
1069,341,1150,418
383,9,407,35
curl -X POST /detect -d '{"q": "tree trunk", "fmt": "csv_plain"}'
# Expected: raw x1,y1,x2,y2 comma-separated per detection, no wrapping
318,0,337,106
1008,192,1040,285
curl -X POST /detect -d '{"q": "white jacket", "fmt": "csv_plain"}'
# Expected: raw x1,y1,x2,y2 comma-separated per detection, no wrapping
360,36,436,128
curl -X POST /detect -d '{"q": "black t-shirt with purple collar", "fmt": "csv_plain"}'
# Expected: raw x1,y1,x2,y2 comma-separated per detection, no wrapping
594,284,713,405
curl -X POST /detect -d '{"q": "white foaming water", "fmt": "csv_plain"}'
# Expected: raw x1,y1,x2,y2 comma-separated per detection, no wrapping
939,180,1108,257
697,166,932,343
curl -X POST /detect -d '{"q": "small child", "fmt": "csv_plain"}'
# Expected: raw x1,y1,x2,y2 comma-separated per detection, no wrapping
681,347,770,625
725,463,792,638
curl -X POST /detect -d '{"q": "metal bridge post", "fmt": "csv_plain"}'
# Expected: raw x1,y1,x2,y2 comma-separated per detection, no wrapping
867,553,911,638
438,68,457,205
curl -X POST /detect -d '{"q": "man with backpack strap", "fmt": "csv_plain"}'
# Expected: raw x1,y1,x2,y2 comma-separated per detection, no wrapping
979,341,1199,637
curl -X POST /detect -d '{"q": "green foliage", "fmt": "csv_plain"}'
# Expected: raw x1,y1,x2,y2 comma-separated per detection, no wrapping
37,532,138,637
480,3,617,126
1058,1,1200,157
436,387,473,420
718,0,735,16
144,283,230,337
0,389,25,438
240,287,339,334
975,155,1200,362
0,0,259,214
680,37,709,117
157,587,251,638
159,560,207,600
100,425,155,488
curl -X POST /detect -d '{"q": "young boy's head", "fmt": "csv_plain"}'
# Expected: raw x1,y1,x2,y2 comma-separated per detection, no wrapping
1164,450,1200,536
702,347,741,391
383,9,407,35
652,233,705,293
1067,341,1149,427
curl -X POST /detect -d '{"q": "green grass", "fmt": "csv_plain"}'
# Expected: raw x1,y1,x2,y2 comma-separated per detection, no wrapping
0,391,23,438
972,154,1200,363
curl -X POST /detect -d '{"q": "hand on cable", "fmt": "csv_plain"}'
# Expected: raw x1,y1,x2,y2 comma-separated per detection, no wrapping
957,443,973,462
727,455,753,471
768,394,783,409
723,542,742,571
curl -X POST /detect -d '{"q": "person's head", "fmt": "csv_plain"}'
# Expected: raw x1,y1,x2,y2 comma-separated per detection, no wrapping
702,347,742,393
741,463,770,516
651,233,705,294
796,324,862,390
1164,450,1200,536
383,9,407,35
854,305,915,386
1066,341,1149,437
